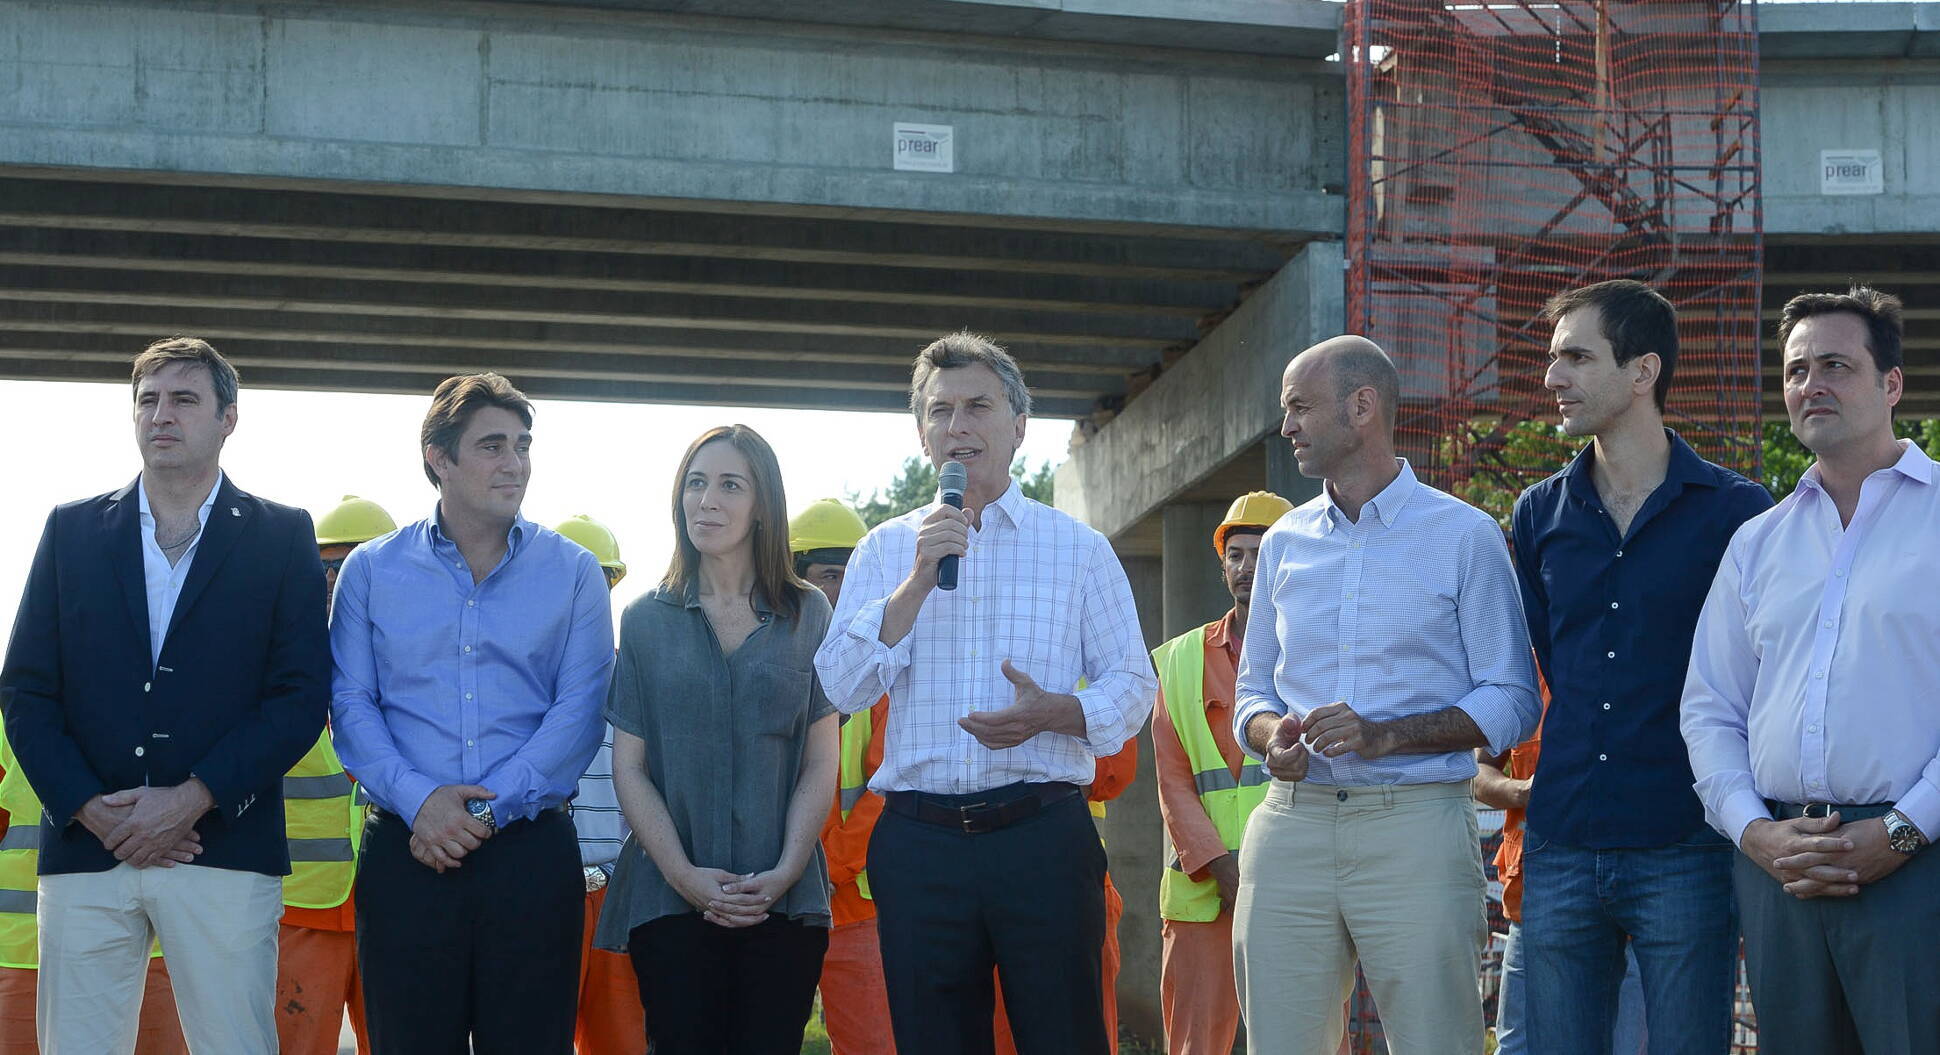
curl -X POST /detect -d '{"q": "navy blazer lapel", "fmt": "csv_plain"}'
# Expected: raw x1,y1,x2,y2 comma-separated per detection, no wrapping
104,478,149,642
164,476,251,646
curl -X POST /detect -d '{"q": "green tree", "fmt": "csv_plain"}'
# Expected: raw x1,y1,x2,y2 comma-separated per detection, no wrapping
1761,417,1940,501
849,456,1058,528
1438,418,1578,530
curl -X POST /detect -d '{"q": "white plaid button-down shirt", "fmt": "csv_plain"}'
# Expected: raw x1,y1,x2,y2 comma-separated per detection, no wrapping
815,482,1156,795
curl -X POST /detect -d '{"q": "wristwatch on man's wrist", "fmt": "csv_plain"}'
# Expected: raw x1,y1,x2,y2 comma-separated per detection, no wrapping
1883,809,1926,855
465,798,498,835
583,865,609,893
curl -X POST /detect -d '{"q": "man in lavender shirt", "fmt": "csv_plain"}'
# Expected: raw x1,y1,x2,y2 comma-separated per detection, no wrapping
328,373,613,1054
1682,286,1939,1055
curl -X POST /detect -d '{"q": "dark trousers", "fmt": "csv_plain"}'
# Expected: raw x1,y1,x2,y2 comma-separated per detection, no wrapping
1736,822,1940,1055
355,808,583,1055
869,785,1108,1055
628,911,828,1054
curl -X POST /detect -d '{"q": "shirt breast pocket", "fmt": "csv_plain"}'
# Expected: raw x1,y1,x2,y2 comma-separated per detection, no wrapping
745,661,810,740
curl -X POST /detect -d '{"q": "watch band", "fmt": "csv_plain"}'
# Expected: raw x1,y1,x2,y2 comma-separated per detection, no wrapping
466,798,497,834
1885,809,1925,854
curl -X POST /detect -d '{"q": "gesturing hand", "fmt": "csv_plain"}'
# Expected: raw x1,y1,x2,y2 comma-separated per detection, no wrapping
101,780,214,869
1261,716,1310,782
1301,702,1392,760
410,784,495,872
958,660,1083,749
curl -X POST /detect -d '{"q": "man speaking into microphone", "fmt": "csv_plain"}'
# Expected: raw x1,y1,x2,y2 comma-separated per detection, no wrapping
816,332,1155,1055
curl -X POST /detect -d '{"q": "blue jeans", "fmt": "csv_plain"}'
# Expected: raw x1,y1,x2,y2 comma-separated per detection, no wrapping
1521,829,1738,1055
1498,921,1648,1055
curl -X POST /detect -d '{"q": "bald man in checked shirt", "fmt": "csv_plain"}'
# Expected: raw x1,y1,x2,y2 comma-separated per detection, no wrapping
1232,337,1540,1055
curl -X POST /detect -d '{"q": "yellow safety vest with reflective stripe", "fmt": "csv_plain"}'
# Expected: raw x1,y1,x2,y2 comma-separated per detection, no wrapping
1154,625,1269,922
0,727,168,968
281,732,361,910
837,707,874,901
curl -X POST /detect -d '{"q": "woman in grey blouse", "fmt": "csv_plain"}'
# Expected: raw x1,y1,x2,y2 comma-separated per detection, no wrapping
596,424,838,1054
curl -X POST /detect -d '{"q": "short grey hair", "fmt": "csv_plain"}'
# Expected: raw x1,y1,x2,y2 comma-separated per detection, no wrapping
909,332,1033,421
1330,341,1400,423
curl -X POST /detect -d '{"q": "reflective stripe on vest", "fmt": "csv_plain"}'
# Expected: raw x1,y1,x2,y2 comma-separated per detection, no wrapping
1153,625,1270,923
281,732,362,910
0,726,42,967
836,706,874,901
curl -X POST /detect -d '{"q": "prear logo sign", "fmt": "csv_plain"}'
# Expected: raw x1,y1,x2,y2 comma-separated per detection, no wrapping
894,123,954,173
1820,149,1883,196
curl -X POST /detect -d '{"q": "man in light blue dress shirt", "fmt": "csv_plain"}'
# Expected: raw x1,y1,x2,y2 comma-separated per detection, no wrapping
1230,337,1540,1055
328,373,613,1054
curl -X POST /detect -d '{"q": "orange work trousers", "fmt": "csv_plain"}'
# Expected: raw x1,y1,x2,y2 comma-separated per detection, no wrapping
275,923,368,1055
0,959,188,1055
994,872,1122,1055
820,916,896,1055
1161,913,1240,1055
577,885,647,1055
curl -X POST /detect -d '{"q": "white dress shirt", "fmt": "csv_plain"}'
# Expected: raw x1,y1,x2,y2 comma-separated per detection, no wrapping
1233,460,1541,784
1682,440,1940,845
814,481,1156,795
136,472,223,670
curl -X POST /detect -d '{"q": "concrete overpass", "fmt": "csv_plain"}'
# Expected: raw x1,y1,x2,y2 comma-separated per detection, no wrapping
4,0,1940,1045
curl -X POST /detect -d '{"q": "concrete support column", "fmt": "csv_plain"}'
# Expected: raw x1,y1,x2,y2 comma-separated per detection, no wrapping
1101,552,1166,1043
1162,501,1233,641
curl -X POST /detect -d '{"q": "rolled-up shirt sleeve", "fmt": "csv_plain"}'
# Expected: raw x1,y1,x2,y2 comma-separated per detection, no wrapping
1680,539,1771,846
1234,530,1289,760
1072,536,1156,755
815,529,913,715
329,548,439,826
1450,517,1541,757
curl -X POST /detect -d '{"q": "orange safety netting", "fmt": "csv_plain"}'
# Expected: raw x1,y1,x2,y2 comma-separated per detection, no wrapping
1345,0,1765,521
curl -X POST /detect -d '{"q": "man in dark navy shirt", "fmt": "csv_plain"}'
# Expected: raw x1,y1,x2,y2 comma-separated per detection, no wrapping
1510,281,1772,1054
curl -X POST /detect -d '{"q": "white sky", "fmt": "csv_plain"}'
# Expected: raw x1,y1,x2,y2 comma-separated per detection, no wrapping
0,379,1071,644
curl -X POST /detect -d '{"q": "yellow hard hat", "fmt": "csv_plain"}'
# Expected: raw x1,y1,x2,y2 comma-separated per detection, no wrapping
314,495,398,547
789,498,868,554
1214,491,1294,555
554,514,626,584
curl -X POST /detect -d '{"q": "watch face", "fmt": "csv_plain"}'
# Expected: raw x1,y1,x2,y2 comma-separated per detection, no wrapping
1889,823,1922,854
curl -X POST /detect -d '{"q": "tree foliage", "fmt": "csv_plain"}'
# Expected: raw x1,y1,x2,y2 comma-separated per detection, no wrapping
850,457,1057,528
1438,416,1940,526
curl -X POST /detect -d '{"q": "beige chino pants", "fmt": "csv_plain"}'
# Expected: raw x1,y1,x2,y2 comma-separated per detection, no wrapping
38,862,281,1054
1232,781,1486,1055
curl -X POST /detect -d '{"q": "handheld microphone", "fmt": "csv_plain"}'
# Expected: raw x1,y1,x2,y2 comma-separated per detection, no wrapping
937,460,967,591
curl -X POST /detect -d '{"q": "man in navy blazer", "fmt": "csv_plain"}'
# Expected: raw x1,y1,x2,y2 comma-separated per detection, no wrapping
0,337,329,1054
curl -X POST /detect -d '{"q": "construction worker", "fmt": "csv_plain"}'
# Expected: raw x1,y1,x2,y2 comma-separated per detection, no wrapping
796,498,896,1055
1151,491,1291,1055
0,725,190,1055
556,513,647,1055
994,739,1137,1055
275,496,396,1055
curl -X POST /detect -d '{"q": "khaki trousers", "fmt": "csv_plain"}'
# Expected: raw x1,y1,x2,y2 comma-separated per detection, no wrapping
38,862,282,1054
1232,781,1486,1055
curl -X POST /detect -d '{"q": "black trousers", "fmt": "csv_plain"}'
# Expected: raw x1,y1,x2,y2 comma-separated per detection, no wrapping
869,785,1108,1055
628,911,828,1054
355,808,583,1055
1737,824,1940,1055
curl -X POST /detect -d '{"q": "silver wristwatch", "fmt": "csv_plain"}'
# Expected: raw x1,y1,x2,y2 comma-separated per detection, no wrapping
583,865,609,893
1883,809,1926,855
465,798,497,835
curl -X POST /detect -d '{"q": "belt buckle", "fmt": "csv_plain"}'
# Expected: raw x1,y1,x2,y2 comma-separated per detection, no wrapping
1803,801,1835,819
958,802,993,834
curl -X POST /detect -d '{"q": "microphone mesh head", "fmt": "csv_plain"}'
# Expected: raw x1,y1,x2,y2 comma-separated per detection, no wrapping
939,460,968,495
